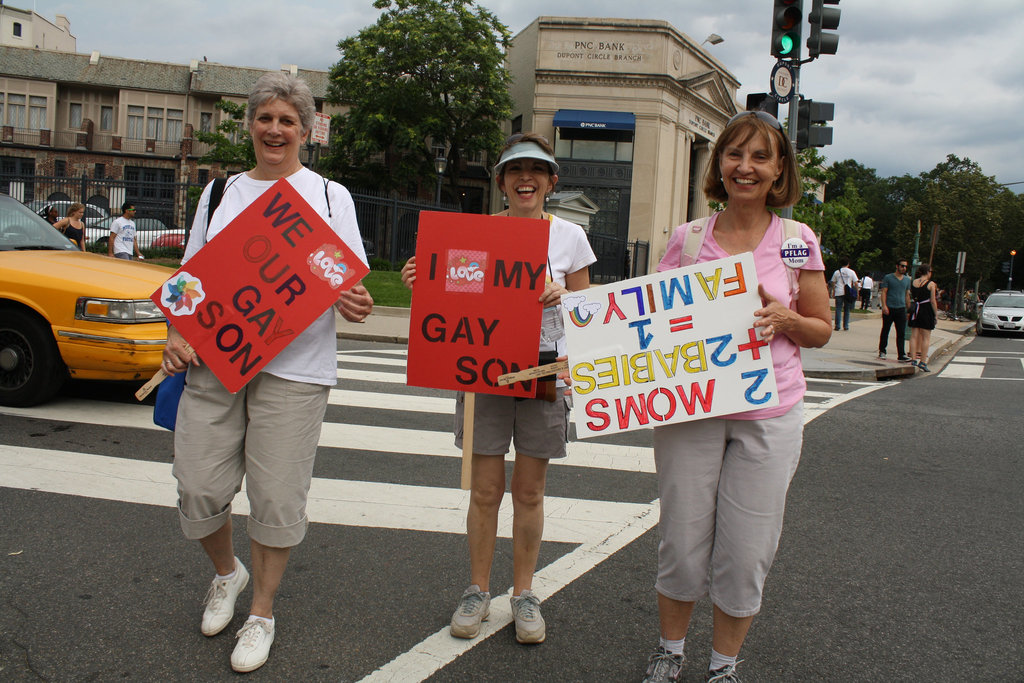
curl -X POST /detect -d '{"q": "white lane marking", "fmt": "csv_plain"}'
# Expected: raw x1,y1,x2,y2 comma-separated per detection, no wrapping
0,446,647,545
358,502,659,682
804,390,842,400
954,356,987,364
0,399,654,473
803,383,889,424
804,377,878,386
338,368,407,384
329,389,453,414
337,354,408,367
940,363,984,378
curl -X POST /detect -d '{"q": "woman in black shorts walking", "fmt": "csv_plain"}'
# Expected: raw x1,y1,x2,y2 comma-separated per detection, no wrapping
908,265,938,372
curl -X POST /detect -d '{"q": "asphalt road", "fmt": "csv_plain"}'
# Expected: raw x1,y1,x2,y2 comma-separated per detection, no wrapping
1,335,1022,681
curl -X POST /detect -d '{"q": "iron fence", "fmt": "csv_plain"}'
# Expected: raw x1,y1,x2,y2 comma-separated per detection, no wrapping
588,232,650,284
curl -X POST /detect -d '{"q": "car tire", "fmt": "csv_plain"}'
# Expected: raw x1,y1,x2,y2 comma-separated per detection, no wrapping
0,308,67,407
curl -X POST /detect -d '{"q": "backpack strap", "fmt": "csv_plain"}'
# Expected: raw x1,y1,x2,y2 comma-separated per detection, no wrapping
204,177,227,243
678,216,713,267
780,217,803,303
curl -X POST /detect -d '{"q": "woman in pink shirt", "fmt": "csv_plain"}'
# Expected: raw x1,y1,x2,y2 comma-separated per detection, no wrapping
641,111,832,683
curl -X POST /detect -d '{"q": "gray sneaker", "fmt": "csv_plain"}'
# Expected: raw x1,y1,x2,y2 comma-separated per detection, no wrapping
642,646,684,682
450,585,490,639
510,589,545,643
706,661,743,682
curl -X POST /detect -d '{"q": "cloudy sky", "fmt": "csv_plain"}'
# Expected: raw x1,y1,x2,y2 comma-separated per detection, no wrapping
27,0,1024,188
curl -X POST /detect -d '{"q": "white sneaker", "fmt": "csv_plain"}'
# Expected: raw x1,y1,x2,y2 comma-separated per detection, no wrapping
200,558,249,636
231,617,275,673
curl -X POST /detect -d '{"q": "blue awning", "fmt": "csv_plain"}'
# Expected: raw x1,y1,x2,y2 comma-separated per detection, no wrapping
553,109,636,131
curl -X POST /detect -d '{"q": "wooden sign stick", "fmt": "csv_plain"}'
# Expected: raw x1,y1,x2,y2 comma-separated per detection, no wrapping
134,342,195,401
460,393,475,490
496,359,568,386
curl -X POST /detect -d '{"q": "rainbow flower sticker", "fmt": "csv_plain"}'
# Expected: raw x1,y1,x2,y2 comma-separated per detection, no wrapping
161,271,205,316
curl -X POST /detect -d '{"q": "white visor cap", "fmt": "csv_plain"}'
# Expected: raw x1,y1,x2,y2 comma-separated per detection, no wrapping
493,141,559,176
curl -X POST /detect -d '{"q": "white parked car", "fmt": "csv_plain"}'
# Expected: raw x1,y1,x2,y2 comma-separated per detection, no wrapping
975,290,1024,336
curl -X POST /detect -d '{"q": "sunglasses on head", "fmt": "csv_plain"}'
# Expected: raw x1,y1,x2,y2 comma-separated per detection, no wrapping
727,110,784,131
505,132,551,147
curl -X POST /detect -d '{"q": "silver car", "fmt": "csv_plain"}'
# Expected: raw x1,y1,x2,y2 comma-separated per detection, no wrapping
975,290,1024,336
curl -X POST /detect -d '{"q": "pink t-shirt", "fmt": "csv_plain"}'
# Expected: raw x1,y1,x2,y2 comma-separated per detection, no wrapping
657,212,824,420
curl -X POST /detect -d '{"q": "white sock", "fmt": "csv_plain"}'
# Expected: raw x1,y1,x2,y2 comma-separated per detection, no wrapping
660,636,685,656
215,568,236,581
709,649,737,672
246,615,274,627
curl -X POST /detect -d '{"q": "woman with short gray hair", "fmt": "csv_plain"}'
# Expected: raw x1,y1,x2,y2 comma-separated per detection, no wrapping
162,71,373,673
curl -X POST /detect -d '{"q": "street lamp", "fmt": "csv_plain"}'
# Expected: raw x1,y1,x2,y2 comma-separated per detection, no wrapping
701,33,724,46
1010,249,1017,289
433,144,447,206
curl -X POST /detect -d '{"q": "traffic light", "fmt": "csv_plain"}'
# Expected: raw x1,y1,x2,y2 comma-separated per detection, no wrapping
796,98,834,150
771,0,804,59
807,0,841,58
745,93,779,119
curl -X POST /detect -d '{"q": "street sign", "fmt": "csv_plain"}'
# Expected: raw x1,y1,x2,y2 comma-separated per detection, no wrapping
770,61,796,103
956,251,966,274
311,112,330,145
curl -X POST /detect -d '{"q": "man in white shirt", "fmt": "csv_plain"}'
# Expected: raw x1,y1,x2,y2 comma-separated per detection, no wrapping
859,274,873,309
829,257,858,331
108,202,143,260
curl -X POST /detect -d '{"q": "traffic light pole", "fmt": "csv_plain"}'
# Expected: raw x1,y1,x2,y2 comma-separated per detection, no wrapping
780,61,801,220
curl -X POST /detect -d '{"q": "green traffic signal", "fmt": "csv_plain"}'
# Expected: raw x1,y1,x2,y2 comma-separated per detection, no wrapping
779,34,794,55
771,0,803,59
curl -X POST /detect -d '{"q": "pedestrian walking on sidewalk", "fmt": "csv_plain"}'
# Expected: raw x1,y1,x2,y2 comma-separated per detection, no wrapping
641,110,831,683
829,257,858,330
401,132,596,646
161,72,373,673
908,265,938,372
877,258,912,361
859,274,873,309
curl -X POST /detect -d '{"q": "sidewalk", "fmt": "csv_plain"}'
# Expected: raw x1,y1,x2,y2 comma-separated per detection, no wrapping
337,306,976,381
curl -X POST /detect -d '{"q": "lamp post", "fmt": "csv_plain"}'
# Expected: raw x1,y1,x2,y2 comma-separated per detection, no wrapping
1010,249,1017,289
701,33,724,46
433,144,447,206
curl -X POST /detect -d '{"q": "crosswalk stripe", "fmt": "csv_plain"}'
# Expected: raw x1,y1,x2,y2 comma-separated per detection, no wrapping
0,445,647,545
329,388,454,413
338,368,407,383
337,354,408,367
940,363,984,378
0,398,656,473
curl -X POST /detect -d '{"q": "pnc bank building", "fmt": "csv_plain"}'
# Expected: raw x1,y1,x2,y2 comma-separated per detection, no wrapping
503,17,742,277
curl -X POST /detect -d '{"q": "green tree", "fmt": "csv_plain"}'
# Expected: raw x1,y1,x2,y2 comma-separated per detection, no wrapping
324,0,513,201
896,155,1007,291
195,100,255,170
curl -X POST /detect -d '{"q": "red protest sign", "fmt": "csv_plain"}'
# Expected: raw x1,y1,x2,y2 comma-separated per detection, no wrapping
406,211,549,397
151,178,369,392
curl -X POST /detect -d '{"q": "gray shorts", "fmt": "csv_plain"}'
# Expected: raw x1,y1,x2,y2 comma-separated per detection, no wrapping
454,391,570,459
172,363,330,548
652,401,804,617
113,252,133,260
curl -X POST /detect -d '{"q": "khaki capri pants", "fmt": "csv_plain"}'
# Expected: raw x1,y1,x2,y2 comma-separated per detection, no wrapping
652,401,804,618
172,363,330,548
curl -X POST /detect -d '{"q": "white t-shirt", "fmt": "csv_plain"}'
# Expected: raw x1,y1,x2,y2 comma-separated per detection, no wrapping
830,266,858,295
110,216,136,255
861,275,873,291
183,167,367,386
541,213,598,356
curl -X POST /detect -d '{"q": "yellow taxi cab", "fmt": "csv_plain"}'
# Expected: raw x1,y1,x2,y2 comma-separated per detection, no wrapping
0,194,172,406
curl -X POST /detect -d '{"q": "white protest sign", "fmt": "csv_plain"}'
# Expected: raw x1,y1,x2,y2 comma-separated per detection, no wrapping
561,252,779,438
